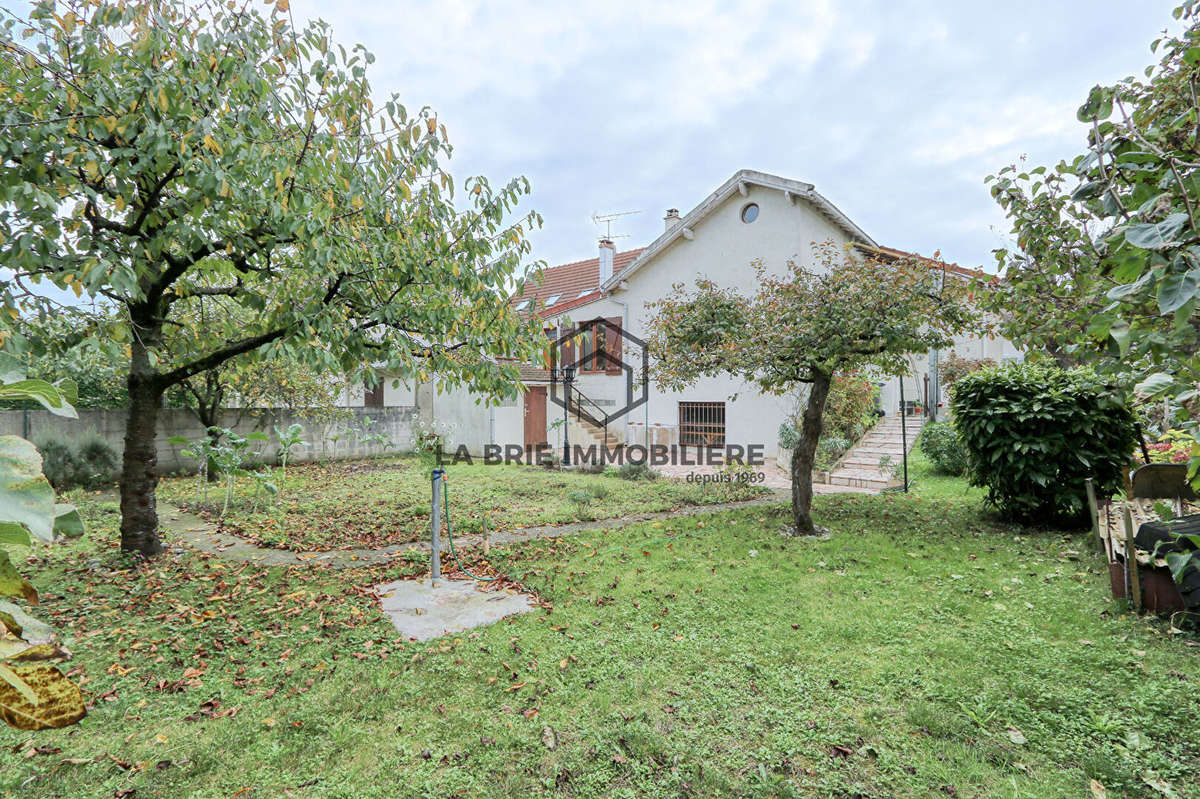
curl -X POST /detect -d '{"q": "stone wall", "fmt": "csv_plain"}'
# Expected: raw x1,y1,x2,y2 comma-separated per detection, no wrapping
0,406,419,475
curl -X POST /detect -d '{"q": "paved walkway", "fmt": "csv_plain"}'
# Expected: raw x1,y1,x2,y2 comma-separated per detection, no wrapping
161,492,791,570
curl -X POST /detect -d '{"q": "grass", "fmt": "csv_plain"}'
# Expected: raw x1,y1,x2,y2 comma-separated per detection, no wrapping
3,473,1198,798
156,456,768,551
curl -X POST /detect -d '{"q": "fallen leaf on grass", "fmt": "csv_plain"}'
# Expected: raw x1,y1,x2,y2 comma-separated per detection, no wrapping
1006,727,1027,745
1090,779,1107,799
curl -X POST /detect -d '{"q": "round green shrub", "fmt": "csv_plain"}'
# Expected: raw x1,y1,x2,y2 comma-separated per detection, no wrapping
76,433,119,487
618,462,657,481
34,432,81,490
951,363,1136,524
916,421,967,476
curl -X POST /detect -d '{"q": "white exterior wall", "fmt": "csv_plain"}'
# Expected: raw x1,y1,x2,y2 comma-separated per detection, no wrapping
608,185,853,456
383,377,416,407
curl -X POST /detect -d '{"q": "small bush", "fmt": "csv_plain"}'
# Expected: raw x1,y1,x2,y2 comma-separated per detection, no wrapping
951,363,1137,524
814,435,852,472
35,432,80,490
589,483,611,500
34,431,119,490
778,421,801,451
916,421,967,476
618,462,658,481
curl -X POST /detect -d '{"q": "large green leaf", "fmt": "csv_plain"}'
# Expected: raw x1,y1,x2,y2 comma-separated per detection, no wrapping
0,435,58,543
1156,268,1200,314
1125,213,1190,250
52,505,84,539
0,380,78,418
0,553,37,605
1136,372,1177,398
0,354,23,384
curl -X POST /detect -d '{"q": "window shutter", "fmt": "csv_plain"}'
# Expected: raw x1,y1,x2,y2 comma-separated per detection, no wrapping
604,317,622,374
560,324,577,370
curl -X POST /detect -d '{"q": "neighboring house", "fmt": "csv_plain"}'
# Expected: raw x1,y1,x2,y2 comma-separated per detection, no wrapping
438,168,1020,457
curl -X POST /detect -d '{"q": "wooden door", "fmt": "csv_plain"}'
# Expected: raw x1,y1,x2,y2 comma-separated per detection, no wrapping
524,387,547,447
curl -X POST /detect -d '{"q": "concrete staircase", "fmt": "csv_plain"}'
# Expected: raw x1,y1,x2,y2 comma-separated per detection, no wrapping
567,411,623,452
828,414,924,491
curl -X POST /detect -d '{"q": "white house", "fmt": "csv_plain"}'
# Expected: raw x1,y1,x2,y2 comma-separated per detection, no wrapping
435,169,1019,458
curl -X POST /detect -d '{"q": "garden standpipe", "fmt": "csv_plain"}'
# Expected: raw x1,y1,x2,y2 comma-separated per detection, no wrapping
430,468,493,583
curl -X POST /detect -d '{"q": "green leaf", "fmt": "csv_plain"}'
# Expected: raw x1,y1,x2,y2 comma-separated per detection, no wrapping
1136,372,1176,398
1125,213,1189,250
0,355,24,384
0,552,37,604
0,380,77,418
0,435,60,543
1077,85,1114,122
52,505,84,539
1108,320,1132,357
0,523,32,547
1156,269,1200,314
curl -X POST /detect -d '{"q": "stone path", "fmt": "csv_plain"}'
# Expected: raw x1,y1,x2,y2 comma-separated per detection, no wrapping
160,491,792,570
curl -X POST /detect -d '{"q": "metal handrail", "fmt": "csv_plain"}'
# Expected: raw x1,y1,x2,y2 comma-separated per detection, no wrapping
567,385,610,447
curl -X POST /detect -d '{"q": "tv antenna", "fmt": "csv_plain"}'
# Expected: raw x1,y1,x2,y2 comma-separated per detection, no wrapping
591,209,641,241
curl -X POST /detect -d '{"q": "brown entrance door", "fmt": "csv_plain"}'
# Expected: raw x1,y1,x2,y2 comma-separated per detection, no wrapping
524,387,547,448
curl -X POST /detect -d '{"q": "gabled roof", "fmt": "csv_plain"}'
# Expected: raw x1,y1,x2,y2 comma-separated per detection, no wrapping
853,243,988,281
513,248,644,317
600,169,876,291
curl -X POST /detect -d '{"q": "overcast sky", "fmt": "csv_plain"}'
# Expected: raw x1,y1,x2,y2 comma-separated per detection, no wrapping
279,0,1181,272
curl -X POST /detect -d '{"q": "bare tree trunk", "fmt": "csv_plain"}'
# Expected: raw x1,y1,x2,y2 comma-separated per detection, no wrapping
119,335,164,557
788,371,832,534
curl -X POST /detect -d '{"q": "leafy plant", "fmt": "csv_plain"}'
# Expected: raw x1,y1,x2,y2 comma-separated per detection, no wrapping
618,462,658,481
168,433,221,506
566,489,594,519
983,3,1200,488
274,423,308,481
171,427,269,515
917,421,968,476
815,435,852,471
0,355,86,730
951,362,1137,523
33,432,78,491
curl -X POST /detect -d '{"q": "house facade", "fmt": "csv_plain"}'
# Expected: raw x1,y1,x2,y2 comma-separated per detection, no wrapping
440,169,1020,458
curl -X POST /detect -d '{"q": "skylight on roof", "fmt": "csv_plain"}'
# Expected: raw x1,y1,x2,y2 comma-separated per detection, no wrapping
577,288,594,298
544,294,561,306
514,300,530,311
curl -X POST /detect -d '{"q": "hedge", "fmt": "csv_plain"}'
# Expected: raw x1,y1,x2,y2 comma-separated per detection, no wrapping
951,362,1136,524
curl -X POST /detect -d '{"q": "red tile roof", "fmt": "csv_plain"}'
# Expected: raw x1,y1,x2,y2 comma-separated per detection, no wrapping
514,248,644,317
854,244,989,281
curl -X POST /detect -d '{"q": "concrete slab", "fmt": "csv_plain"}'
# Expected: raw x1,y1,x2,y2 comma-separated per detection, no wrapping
375,578,535,641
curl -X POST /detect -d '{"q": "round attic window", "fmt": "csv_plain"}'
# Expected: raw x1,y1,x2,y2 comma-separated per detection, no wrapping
740,202,759,223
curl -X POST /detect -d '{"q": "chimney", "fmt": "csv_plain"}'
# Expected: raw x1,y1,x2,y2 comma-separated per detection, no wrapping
598,237,615,284
663,208,681,232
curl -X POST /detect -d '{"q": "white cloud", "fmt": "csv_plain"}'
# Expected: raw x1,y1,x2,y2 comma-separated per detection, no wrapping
912,95,1080,167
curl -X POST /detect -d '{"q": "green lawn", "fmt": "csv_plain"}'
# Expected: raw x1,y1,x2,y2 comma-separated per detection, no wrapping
157,456,767,550
3,470,1198,798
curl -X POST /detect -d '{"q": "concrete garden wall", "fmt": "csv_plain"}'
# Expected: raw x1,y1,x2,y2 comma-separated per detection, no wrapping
0,406,418,475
